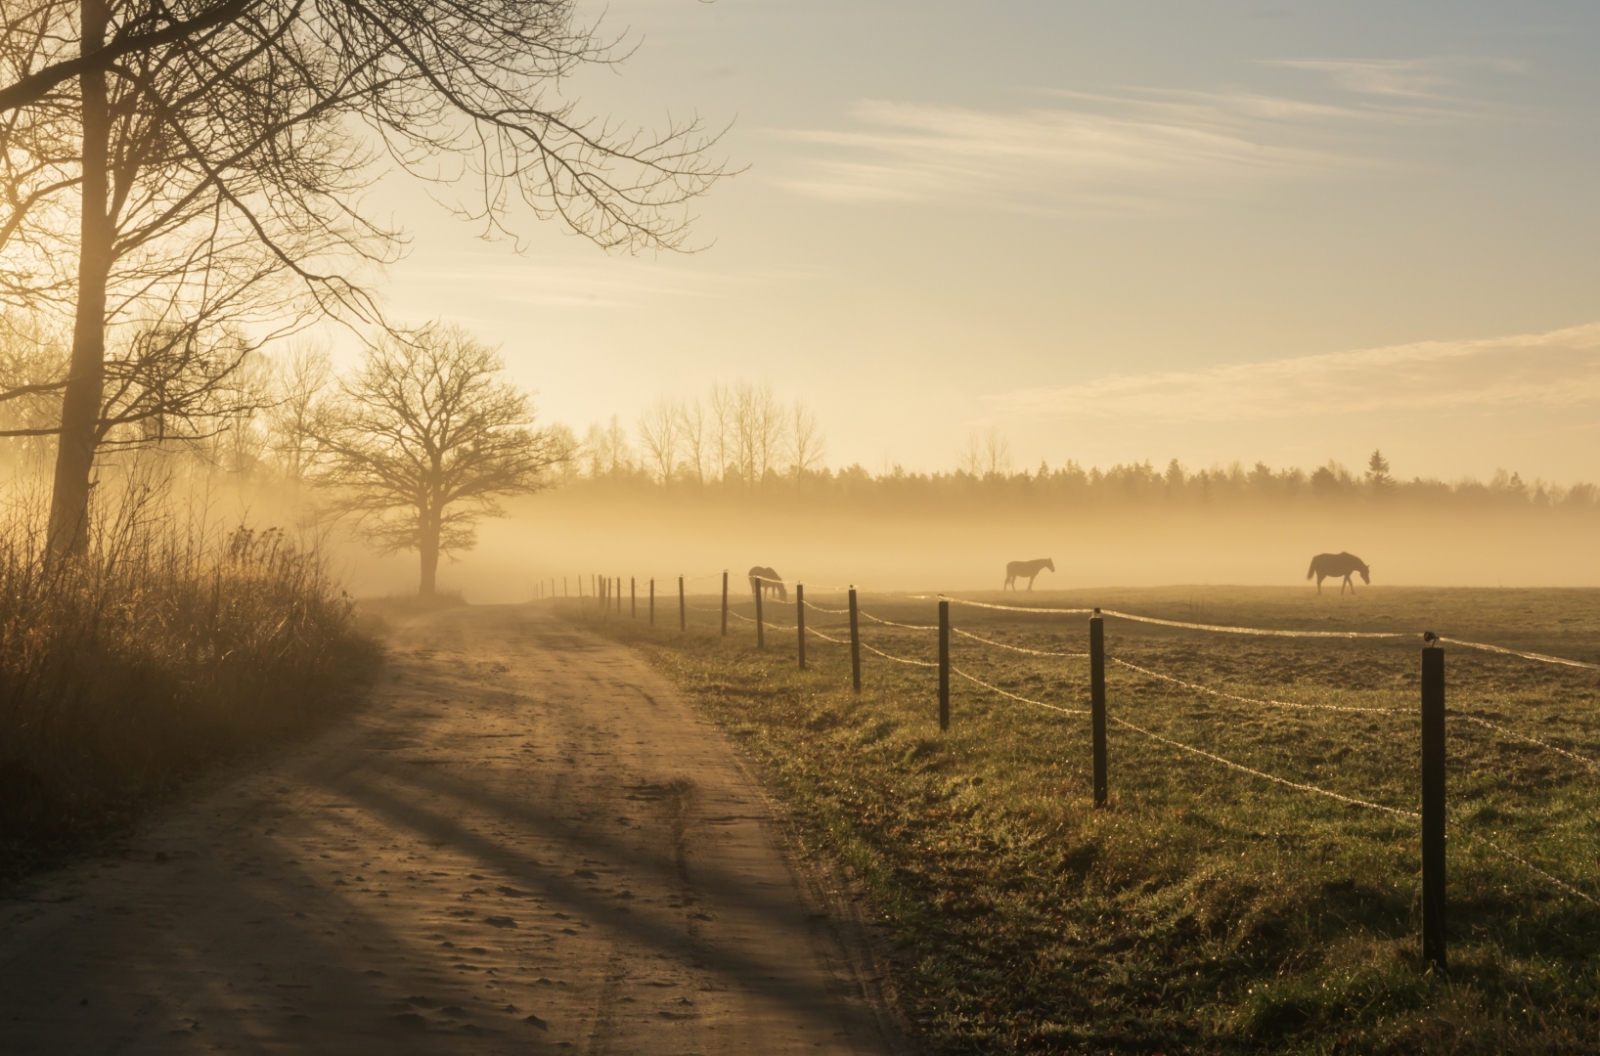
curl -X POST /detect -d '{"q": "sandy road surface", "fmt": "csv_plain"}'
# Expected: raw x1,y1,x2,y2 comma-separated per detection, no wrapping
0,606,903,1055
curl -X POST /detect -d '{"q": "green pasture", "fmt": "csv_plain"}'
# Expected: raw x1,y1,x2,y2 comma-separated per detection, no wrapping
566,586,1600,1055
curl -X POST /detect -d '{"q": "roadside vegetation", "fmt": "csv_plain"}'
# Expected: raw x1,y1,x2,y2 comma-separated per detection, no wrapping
571,586,1600,1055
0,484,376,881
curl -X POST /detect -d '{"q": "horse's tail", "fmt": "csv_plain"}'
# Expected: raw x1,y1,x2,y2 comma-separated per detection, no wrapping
1305,559,1316,580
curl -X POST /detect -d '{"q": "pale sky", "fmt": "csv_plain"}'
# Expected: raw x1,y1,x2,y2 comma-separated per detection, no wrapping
366,1,1600,484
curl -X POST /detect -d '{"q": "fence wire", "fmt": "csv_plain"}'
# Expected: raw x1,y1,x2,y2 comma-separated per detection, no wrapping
1441,637,1600,671
858,639,939,667
572,567,1600,911
1111,657,1407,714
859,609,939,631
952,666,1089,715
1451,712,1600,771
953,627,1088,658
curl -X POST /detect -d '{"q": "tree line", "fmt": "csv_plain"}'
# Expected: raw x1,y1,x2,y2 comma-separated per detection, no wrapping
565,381,826,487
0,0,725,560
558,421,1600,515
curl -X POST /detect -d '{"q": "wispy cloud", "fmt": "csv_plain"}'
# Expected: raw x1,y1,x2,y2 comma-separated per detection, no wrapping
992,324,1600,422
772,56,1512,208
773,95,1365,206
1264,56,1521,102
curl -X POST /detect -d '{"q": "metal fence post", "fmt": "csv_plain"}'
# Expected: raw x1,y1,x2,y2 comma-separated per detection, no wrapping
938,598,950,731
679,576,686,633
1422,633,1447,972
755,581,765,650
1091,609,1107,808
649,578,655,627
721,571,729,637
848,587,861,692
631,577,636,618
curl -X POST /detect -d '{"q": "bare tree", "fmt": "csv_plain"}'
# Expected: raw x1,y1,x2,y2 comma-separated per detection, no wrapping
0,1,726,555
636,397,680,484
676,397,707,484
961,426,1012,477
789,401,826,480
315,323,566,595
719,379,783,487
263,341,331,487
581,415,634,479
708,382,735,484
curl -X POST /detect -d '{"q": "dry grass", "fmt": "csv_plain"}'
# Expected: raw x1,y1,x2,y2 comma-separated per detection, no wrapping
0,489,377,878
571,585,1600,1055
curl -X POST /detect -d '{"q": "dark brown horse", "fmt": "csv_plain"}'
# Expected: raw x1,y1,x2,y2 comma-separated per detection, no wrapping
1307,552,1370,595
749,566,787,602
1004,557,1055,591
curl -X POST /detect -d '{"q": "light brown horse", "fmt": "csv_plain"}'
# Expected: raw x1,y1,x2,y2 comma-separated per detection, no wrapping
1004,557,1055,591
749,566,787,602
1307,552,1370,595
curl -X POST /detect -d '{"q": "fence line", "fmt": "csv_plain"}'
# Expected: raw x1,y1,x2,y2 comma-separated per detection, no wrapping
951,665,1089,716
953,626,1089,658
806,625,853,646
1461,829,1600,907
935,597,1096,616
1111,657,1408,715
1441,636,1600,671
957,644,1598,909
858,609,939,631
564,570,1600,914
1451,712,1600,770
1108,713,1420,818
856,638,939,668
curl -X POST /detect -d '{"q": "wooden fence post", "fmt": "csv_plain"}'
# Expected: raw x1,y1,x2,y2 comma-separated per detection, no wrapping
938,598,950,731
721,571,729,637
755,582,765,650
1422,633,1447,972
678,576,686,633
1091,609,1107,808
848,587,861,693
631,577,636,618
797,584,806,670
649,578,655,627
615,574,622,615
563,576,567,598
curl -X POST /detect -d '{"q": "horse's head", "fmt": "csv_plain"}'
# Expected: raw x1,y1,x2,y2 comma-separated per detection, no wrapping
1360,564,1371,584
1045,558,1056,572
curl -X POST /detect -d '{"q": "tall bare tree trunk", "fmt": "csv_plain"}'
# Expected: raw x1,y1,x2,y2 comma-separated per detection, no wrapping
47,0,112,558
419,507,440,596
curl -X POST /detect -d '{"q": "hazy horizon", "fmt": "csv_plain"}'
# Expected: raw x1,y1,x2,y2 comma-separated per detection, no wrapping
335,1,1600,484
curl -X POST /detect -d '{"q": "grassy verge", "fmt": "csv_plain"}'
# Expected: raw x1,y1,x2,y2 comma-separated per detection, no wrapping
567,587,1600,1055
0,510,378,881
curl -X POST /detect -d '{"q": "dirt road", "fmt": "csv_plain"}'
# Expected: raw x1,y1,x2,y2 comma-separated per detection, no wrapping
0,606,904,1054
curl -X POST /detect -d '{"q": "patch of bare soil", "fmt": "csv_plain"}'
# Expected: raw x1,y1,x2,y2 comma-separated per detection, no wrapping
0,605,903,1054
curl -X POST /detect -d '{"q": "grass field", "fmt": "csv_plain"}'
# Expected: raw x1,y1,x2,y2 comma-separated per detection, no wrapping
566,585,1600,1055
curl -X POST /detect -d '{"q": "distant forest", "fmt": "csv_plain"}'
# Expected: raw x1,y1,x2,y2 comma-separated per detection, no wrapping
556,383,1596,513
559,449,1598,513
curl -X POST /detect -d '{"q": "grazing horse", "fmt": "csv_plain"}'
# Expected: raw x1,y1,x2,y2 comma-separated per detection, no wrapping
1307,552,1370,595
749,566,787,602
1004,557,1055,591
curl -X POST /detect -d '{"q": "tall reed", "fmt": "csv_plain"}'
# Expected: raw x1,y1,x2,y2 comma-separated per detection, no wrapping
0,480,374,868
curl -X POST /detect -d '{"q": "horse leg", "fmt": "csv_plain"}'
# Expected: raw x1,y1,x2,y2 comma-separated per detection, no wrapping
1027,574,1035,591
1315,573,1323,595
